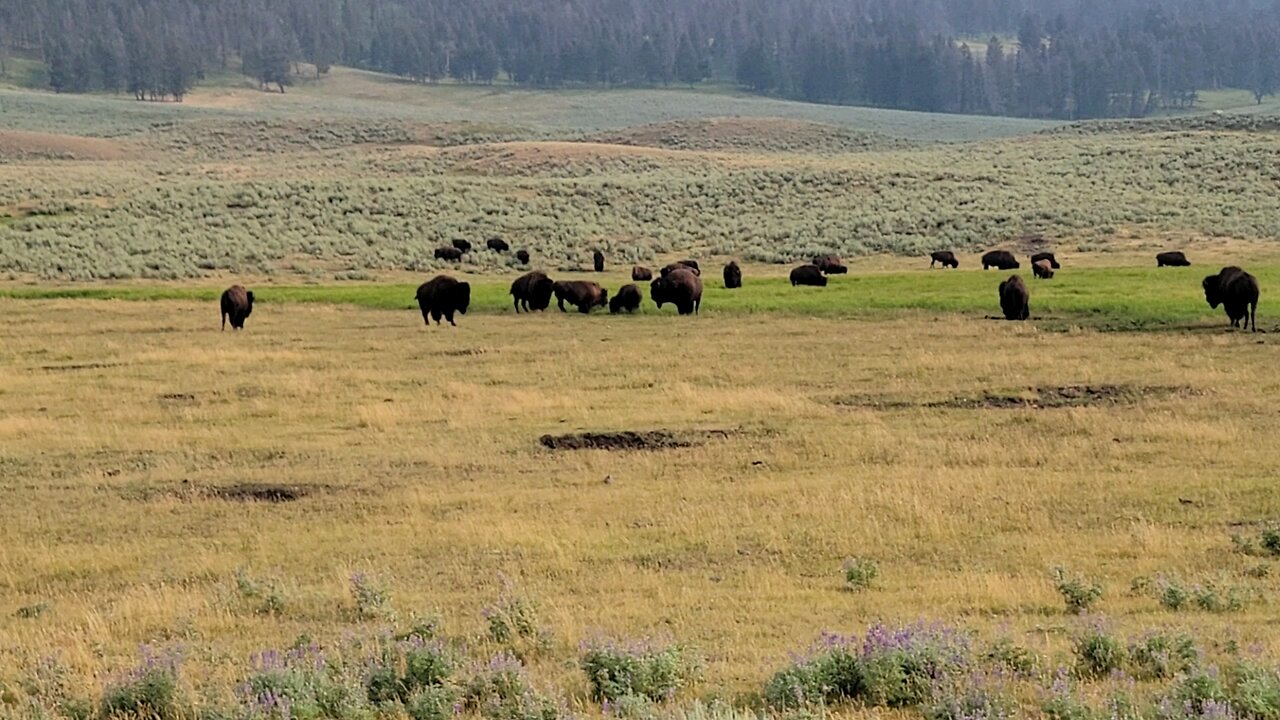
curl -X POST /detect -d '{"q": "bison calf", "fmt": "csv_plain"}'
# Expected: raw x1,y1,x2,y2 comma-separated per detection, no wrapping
1157,251,1190,267
510,271,555,313
609,283,642,314
435,246,463,262
632,265,654,282
982,250,1020,270
930,251,959,269
790,264,828,287
1032,260,1055,279
416,275,471,327
998,275,1030,320
220,285,255,331
723,261,742,289
553,280,608,313
650,268,702,315
1203,266,1259,331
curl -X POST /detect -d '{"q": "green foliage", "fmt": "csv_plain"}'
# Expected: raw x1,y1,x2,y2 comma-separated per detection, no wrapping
841,558,879,592
1129,632,1201,680
580,639,696,703
1073,624,1127,679
1053,567,1104,614
983,637,1038,676
349,572,394,621
100,652,185,720
234,569,286,617
461,654,559,720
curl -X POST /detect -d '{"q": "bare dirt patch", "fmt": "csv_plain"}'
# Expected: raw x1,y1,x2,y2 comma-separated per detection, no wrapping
833,384,1197,410
0,130,132,161
39,362,126,373
539,429,736,451
207,483,310,503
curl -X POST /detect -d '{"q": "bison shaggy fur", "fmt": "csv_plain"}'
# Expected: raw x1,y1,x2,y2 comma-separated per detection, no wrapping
982,250,1020,270
790,264,828,287
1203,266,1260,331
723,261,742,289
510,271,555,313
553,280,608,313
516,249,530,264
486,237,510,252
593,250,605,272
1157,251,1190,267
1032,260,1055,279
661,260,701,277
632,265,654,281
930,251,959,269
812,254,848,274
650,268,702,315
220,285,254,330
416,275,471,327
609,283,643,314
998,275,1030,320
434,246,463,261
1030,251,1061,269
451,238,472,253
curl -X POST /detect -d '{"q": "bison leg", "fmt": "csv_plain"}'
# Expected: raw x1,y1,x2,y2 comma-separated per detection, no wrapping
513,297,521,313
431,309,443,325
221,312,227,331
557,297,566,312
1251,302,1258,332
445,309,456,326
577,303,590,314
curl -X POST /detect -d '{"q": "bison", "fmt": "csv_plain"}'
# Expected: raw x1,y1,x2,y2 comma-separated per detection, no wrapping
220,285,254,331
660,260,701,277
812,255,848,274
451,238,472,253
632,265,654,282
650,268,702,315
516,249,530,264
790,264,828,287
723,261,742,289
1157,251,1191,267
982,250,1020,270
593,250,605,273
434,246,463,262
998,275,1030,320
1032,260,1055,279
486,237,510,252
1030,251,1061,269
415,275,471,327
930,251,959,269
1203,266,1259,331
609,283,642,314
510,271,555,313
553,280,608,313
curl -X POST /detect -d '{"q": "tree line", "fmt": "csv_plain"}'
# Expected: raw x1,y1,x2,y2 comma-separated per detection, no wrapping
2,0,1279,118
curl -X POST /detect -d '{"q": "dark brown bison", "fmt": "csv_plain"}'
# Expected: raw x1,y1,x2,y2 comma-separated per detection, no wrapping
998,275,1029,320
435,246,463,261
609,283,642,314
1032,260,1055,279
983,250,1020,270
416,275,471,326
812,255,848,274
661,261,701,277
510,271,554,313
1203,266,1259,331
1030,252,1061,269
632,265,654,281
1157,251,1191,267
553,280,608,313
486,237,510,252
593,250,605,273
723,261,742,289
790,264,828,287
516,249,530,264
930,251,959,269
220,285,254,331
650,268,702,315
451,238,472,253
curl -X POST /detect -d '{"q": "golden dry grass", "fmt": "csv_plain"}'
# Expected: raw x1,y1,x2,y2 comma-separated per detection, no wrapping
2,298,1279,704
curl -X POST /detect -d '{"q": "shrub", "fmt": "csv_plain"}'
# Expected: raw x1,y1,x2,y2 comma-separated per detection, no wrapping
462,653,559,720
365,635,455,706
926,671,1017,720
1225,660,1280,720
1158,577,1191,611
240,643,371,720
406,685,459,720
350,572,393,621
100,647,185,720
1053,567,1104,614
983,637,1038,677
1130,632,1200,680
234,569,285,616
1161,667,1229,719
1042,670,1095,720
1073,623,1126,679
842,558,879,591
483,581,547,656
581,638,696,703
1193,584,1245,613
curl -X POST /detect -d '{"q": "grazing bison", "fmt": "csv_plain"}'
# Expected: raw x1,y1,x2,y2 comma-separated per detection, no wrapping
451,238,472,253
553,280,608,313
220,285,254,331
415,275,471,327
998,275,1030,320
930,251,959,269
609,283,642,314
593,250,605,272
1030,252,1061,269
510,271,555,313
435,246,463,262
982,250,1020,270
661,261,701,277
790,264,828,287
1203,266,1259,331
486,237,510,252
650,268,702,315
1157,251,1191,267
723,261,742,289
516,249,530,264
632,265,654,282
813,255,848,274
1032,260,1055,279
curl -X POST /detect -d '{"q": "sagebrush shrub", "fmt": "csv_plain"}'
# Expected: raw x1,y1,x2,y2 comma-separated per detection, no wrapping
1073,623,1126,679
581,639,696,703
1053,567,1104,614
100,647,185,720
842,558,879,591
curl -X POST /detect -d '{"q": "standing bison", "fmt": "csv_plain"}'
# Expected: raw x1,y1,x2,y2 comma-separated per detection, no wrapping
435,247,463,262
593,250,605,273
930,251,959,269
510,271,555,313
609,283,642,314
1030,252,1061,269
486,237,510,252
1203,266,1259,331
812,255,848,274
451,238,472,253
516,249,530,264
998,275,1030,320
220,285,254,331
650,268,702,315
632,266,654,281
661,261,701,277
982,250,1020,270
790,264,828,287
723,261,742,289
416,275,471,327
553,280,608,313
1032,260,1055,279
1157,251,1191,267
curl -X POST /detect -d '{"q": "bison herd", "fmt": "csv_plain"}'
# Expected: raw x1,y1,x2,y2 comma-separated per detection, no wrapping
219,247,1261,333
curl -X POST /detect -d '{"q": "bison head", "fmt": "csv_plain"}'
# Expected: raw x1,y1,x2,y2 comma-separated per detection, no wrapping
649,277,669,308
456,282,471,314
1202,275,1222,308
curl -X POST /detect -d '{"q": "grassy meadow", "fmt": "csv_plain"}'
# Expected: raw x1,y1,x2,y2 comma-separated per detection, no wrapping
5,69,1280,719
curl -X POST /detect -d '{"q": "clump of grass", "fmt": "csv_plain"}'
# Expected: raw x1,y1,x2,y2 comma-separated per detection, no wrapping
364,634,456,707
983,636,1038,677
1231,526,1280,557
1129,632,1200,680
841,558,879,591
240,641,369,719
1053,567,1104,614
100,646,186,720
461,653,559,720
234,569,286,616
1041,669,1095,720
350,571,394,621
1072,620,1126,679
926,670,1017,720
483,579,548,657
580,637,698,703
1155,576,1246,613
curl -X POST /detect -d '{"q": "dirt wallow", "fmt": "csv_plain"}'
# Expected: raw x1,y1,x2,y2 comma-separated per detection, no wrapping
539,428,737,451
207,483,312,503
833,384,1197,410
